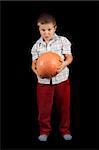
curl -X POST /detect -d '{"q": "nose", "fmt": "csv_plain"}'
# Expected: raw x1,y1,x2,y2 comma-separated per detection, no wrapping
44,30,49,35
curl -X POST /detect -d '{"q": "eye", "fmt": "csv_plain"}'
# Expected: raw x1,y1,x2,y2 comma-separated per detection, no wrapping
48,28,51,31
42,29,45,32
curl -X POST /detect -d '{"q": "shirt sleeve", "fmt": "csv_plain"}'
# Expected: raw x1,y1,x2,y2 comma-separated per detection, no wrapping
61,37,72,55
31,43,39,61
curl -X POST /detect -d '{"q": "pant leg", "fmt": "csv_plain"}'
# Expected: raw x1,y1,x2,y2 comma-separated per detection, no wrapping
37,83,54,135
54,80,71,135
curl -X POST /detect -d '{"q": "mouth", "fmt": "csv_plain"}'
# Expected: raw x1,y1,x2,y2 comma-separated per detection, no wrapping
45,36,49,39
45,36,49,38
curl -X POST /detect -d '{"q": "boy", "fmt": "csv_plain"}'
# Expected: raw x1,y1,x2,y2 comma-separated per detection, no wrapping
31,12,73,142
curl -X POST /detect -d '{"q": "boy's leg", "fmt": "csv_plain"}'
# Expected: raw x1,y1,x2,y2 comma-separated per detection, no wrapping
37,83,54,135
54,80,71,136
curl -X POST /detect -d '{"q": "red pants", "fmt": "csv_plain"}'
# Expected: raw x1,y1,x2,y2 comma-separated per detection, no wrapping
37,79,71,136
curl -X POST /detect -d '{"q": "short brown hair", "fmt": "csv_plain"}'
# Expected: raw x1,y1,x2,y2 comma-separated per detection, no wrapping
37,12,56,26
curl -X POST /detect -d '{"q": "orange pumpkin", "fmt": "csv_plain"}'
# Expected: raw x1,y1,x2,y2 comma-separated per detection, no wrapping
36,51,62,78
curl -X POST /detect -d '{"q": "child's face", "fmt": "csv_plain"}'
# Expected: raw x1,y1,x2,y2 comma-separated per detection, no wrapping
38,23,56,43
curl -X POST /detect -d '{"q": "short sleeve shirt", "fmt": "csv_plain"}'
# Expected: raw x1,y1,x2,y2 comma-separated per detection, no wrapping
31,33,72,84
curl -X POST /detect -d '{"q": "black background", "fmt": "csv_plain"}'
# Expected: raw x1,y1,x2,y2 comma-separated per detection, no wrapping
1,1,97,149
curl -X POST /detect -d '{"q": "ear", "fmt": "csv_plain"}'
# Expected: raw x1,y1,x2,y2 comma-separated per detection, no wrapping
54,25,57,31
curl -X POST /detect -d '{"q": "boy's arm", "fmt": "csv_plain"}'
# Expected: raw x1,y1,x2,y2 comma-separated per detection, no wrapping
31,59,38,76
57,54,73,73
63,54,73,66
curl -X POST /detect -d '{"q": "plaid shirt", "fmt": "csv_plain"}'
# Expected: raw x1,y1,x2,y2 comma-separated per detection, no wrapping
31,33,72,84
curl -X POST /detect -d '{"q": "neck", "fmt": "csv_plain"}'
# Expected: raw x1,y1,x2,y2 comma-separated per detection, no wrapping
45,40,49,45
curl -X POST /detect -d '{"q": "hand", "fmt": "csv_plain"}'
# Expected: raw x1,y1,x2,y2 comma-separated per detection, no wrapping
57,61,67,74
